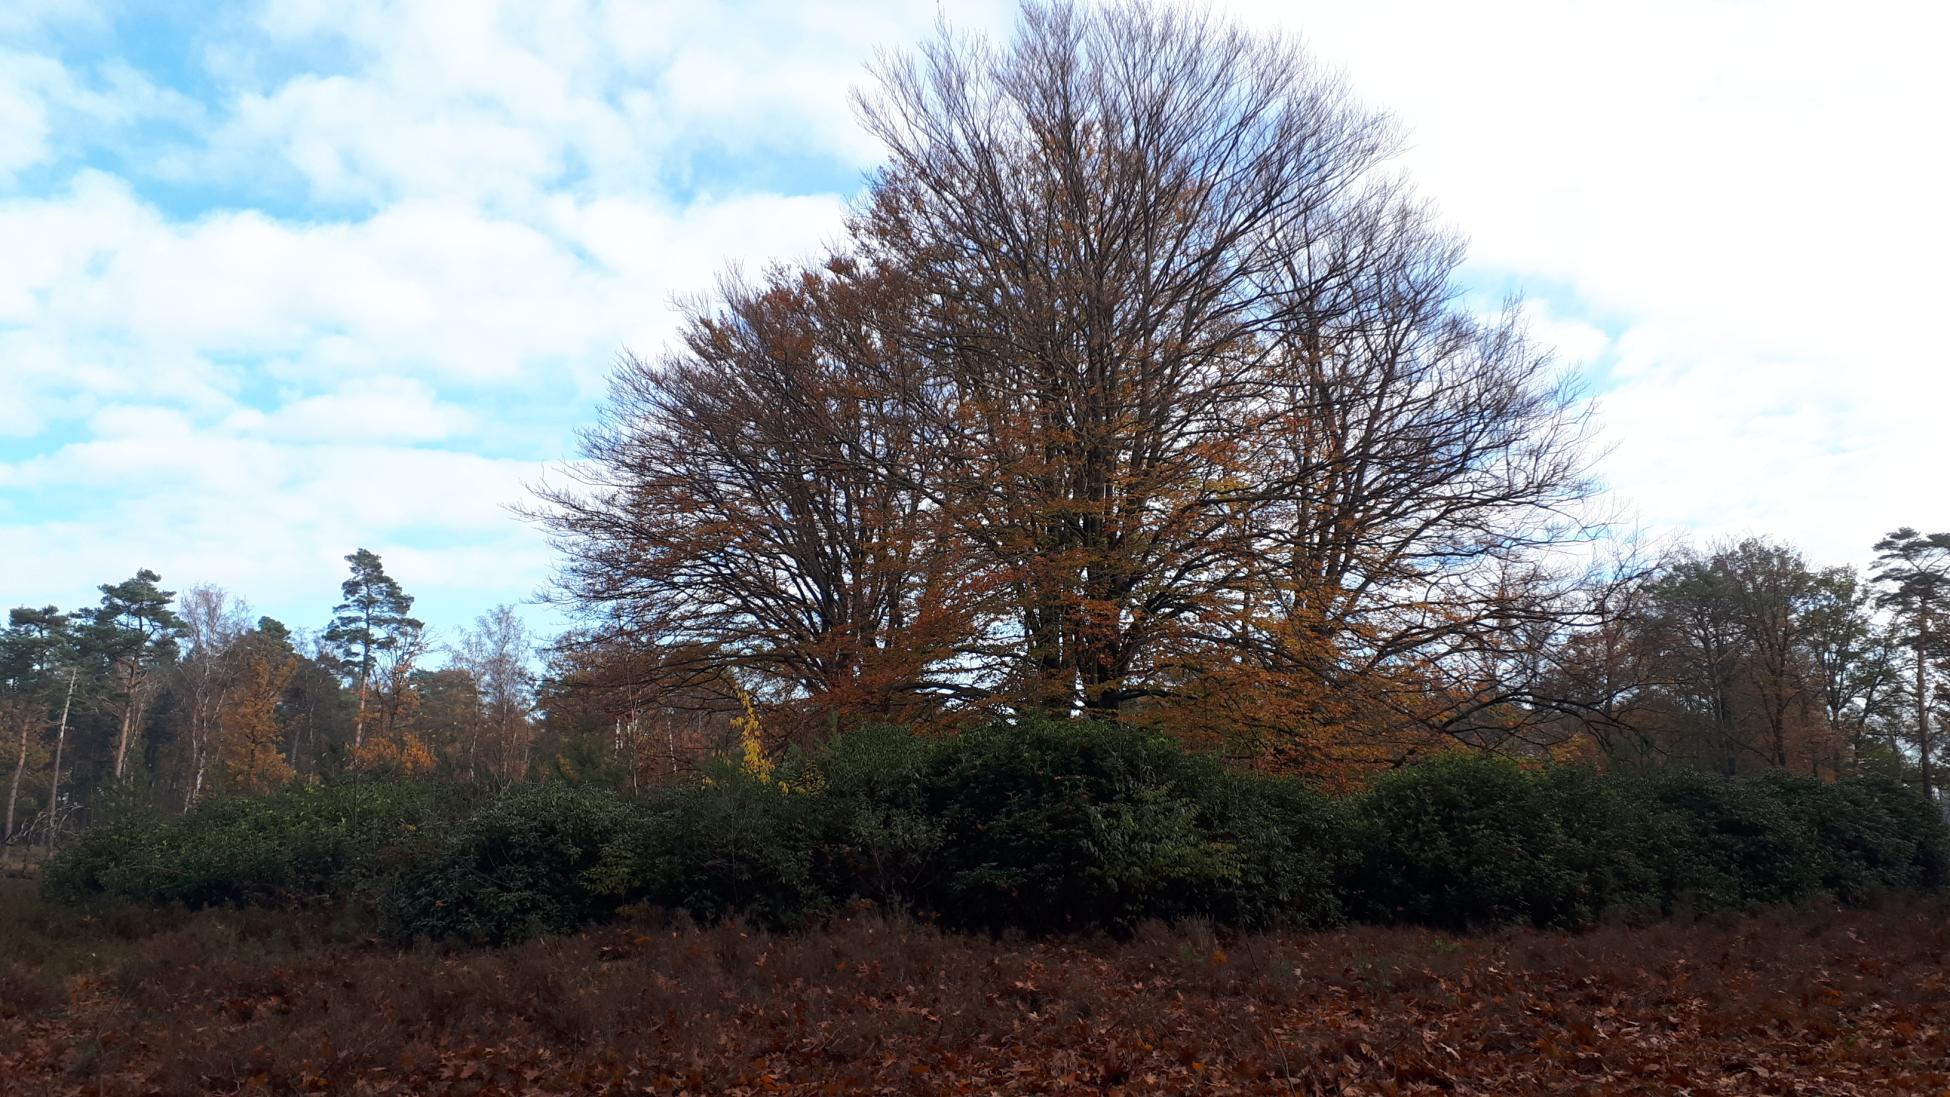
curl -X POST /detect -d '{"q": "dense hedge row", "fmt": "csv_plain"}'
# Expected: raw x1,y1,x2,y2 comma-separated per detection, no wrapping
44,720,1950,944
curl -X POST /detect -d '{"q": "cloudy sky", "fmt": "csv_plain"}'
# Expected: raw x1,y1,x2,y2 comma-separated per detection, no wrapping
3,0,1944,641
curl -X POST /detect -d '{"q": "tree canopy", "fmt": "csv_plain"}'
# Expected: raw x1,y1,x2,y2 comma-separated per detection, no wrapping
533,0,1601,769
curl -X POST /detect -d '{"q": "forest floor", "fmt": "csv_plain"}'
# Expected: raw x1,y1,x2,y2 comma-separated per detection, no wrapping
3,878,1948,1096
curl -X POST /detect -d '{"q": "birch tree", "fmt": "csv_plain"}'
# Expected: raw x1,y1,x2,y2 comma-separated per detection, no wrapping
176,585,250,809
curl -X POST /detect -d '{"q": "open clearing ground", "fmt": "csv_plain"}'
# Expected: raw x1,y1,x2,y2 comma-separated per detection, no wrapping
3,879,1948,1096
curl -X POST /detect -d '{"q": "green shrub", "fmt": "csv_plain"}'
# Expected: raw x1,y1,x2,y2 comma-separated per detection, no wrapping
1641,771,1825,912
39,806,168,906
1536,766,1665,925
389,783,633,945
915,718,1243,933
619,764,828,930
1856,777,1950,889
1197,772,1346,929
807,724,948,909
1760,774,1950,901
1345,754,1659,931
44,776,445,909
43,721,1950,946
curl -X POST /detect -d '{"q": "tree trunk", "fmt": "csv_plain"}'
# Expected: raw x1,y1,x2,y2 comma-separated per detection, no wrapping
1919,611,1934,801
112,661,143,781
352,671,369,754
4,712,28,842
185,710,206,811
113,703,134,780
467,715,481,782
184,662,224,811
45,669,76,857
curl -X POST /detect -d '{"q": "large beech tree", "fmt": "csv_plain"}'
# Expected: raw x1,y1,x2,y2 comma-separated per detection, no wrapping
537,0,1600,767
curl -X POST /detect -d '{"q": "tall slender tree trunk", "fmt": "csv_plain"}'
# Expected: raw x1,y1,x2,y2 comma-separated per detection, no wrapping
515,710,533,781
112,660,143,781
45,668,76,857
4,712,29,843
664,714,675,785
185,705,207,811
113,708,133,780
1919,610,1934,802
197,683,228,808
466,716,481,782
184,656,224,811
352,665,370,754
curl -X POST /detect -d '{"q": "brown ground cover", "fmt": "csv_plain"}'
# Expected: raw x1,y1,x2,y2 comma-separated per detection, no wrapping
3,878,1947,1096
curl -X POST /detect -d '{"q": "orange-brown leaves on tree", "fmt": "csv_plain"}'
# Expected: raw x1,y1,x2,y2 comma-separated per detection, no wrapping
534,2,1608,775
532,257,995,731
216,645,297,796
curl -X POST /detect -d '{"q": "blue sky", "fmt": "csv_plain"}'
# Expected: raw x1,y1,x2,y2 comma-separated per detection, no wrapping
4,0,1945,649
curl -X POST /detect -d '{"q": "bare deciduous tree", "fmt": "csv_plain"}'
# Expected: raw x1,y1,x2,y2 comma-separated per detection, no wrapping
534,262,986,727
535,0,1604,772
176,584,251,809
455,605,539,779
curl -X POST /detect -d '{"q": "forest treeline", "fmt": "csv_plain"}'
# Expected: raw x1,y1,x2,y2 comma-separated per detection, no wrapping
0,551,539,852
8,526,1942,861
7,1,1950,856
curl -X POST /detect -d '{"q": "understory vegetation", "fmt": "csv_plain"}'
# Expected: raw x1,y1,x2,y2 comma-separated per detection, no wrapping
42,721,1950,946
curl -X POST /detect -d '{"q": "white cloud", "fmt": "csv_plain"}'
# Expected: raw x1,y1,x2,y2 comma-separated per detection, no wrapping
3,3,875,629
0,0,100,35
1228,0,1950,565
225,377,477,443
1517,301,1609,371
0,43,202,187
209,0,1016,209
0,50,63,181
1,399,555,629
6,179,850,416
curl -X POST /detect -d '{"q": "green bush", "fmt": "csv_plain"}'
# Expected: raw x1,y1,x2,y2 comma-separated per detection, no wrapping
43,721,1950,946
618,763,829,930
1641,771,1825,912
44,776,445,909
389,783,633,945
1196,772,1346,929
1536,766,1665,925
807,724,948,909
39,806,167,907
1756,774,1950,902
914,718,1244,933
1858,777,1950,889
1345,754,1659,931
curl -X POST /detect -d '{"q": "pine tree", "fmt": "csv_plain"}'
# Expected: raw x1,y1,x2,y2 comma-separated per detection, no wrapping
84,571,186,782
321,549,423,754
2,607,73,842
1872,528,1950,801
